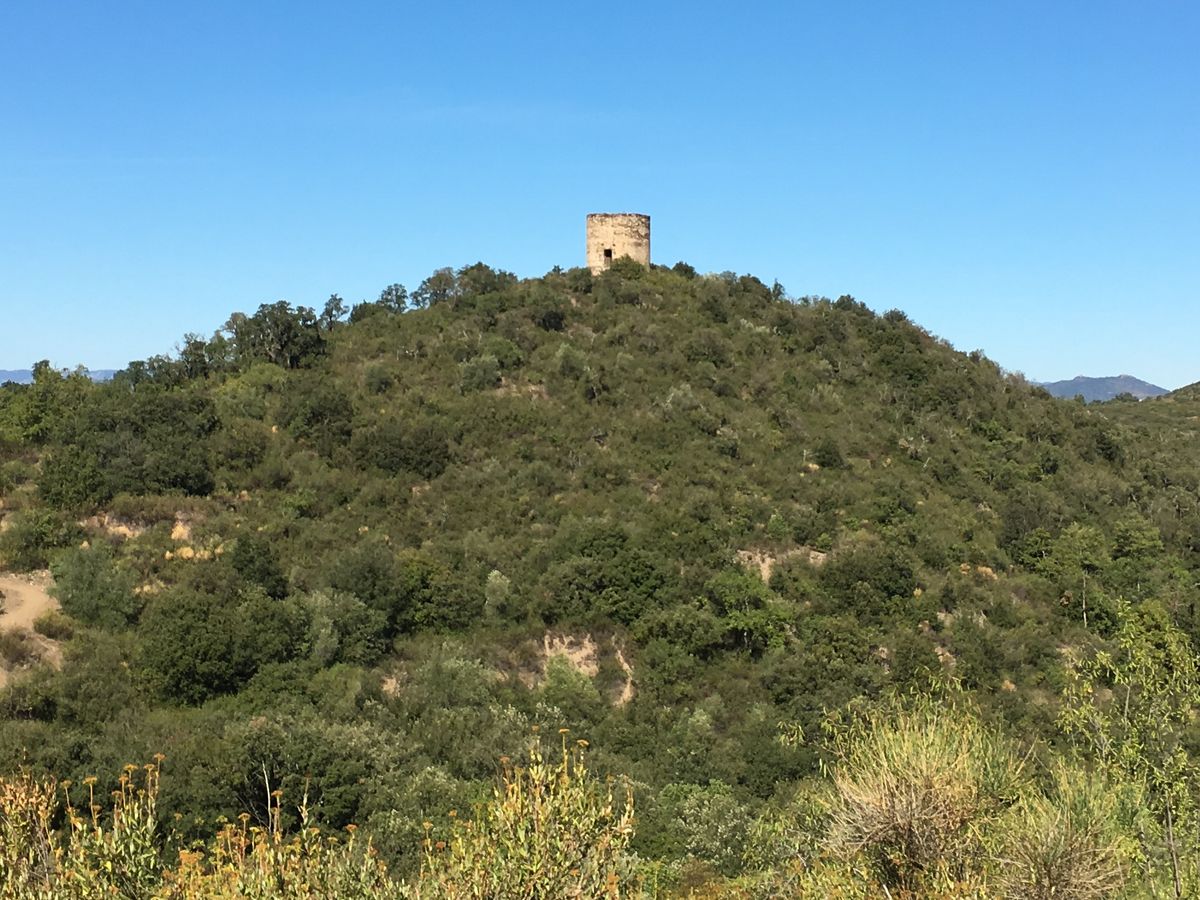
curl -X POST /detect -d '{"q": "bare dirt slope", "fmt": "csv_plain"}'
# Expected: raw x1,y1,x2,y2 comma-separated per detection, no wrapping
0,571,61,686
0,572,57,629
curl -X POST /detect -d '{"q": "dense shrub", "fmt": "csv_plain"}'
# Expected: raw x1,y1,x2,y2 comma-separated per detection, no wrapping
0,509,82,571
138,588,304,704
49,543,138,628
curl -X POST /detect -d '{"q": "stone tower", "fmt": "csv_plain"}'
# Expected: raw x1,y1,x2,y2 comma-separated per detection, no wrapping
586,213,650,274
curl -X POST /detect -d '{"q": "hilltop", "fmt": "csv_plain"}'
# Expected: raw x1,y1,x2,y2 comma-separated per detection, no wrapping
1,260,1199,894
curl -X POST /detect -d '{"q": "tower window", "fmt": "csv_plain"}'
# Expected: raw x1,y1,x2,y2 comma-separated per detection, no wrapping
603,248,613,261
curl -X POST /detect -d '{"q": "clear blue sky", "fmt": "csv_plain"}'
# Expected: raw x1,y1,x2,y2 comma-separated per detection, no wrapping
2,1,1197,387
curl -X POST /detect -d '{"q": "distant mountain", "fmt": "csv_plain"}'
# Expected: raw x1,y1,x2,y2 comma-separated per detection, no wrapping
0,368,116,384
1039,374,1168,402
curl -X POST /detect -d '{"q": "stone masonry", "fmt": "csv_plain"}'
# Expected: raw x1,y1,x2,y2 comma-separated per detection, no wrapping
586,213,650,274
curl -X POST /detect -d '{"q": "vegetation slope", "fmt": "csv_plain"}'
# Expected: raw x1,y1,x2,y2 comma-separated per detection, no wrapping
1,259,1199,895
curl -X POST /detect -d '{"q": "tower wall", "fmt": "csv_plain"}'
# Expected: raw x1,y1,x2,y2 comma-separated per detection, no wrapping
586,213,650,274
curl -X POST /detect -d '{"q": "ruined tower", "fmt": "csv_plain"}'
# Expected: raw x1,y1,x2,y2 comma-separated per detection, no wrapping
586,213,650,274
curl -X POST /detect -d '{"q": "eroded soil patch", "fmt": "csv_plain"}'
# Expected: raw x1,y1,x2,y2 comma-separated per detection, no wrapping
0,571,62,686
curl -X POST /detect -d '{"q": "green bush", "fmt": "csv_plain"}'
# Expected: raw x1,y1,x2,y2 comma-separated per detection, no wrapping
0,630,37,668
32,609,73,641
459,354,501,392
227,532,288,599
352,420,450,479
653,781,752,876
138,587,303,704
0,509,81,571
303,589,388,666
35,444,107,508
49,543,138,628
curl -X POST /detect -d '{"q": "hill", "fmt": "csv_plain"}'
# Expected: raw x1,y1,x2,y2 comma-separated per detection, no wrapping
1165,380,1200,402
1039,372,1168,401
1,260,1199,894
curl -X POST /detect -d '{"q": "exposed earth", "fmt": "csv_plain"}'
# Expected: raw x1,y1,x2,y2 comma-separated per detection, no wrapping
0,571,61,686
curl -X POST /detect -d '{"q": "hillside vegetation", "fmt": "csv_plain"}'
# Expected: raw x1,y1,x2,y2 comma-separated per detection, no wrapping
2,260,1200,896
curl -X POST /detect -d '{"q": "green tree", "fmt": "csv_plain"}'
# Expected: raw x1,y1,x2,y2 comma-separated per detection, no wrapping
225,301,326,369
378,282,409,312
1037,523,1110,629
704,570,787,652
411,268,458,308
319,293,349,331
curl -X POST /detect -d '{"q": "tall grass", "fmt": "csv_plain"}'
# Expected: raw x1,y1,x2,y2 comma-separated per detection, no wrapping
0,736,635,899
416,734,637,898
823,696,1025,890
997,765,1141,900
0,709,1146,898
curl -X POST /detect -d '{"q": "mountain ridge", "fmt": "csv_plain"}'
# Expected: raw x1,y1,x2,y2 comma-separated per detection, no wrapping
1038,372,1167,402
